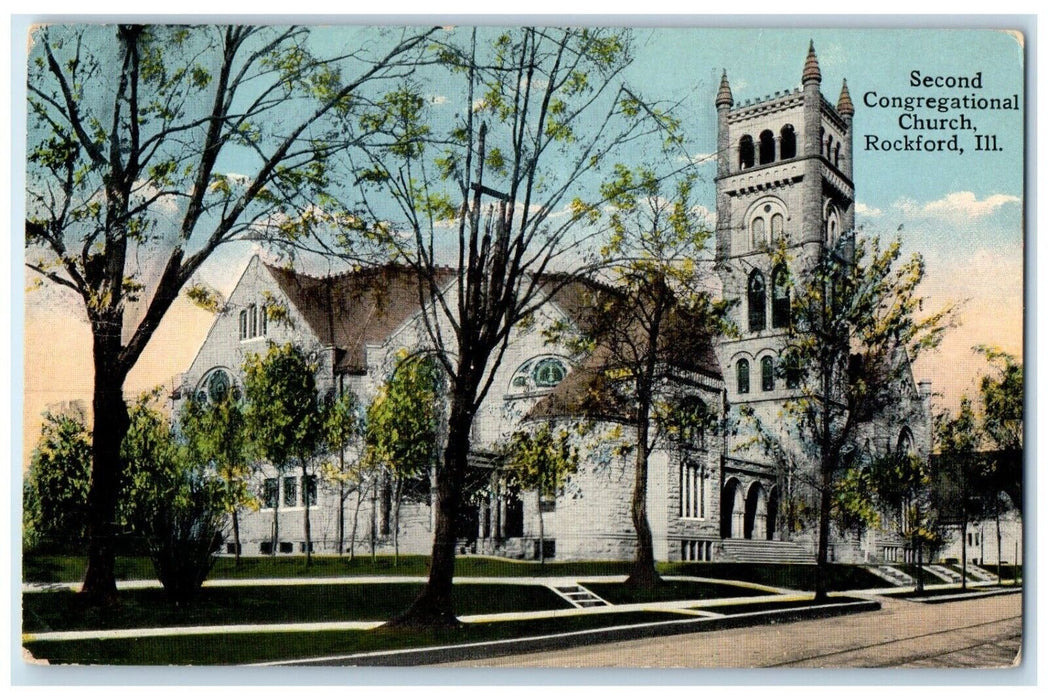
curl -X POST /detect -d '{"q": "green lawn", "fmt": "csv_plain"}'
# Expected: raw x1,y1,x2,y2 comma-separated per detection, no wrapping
23,583,569,633
696,595,868,615
22,554,642,583
24,610,694,666
23,554,898,593
584,579,767,604
658,562,888,592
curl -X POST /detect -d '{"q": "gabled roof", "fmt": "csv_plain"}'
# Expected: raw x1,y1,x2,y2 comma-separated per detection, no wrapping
528,281,724,423
264,262,454,373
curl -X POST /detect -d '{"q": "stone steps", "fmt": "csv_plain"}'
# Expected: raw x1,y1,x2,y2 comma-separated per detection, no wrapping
551,584,610,608
719,539,816,564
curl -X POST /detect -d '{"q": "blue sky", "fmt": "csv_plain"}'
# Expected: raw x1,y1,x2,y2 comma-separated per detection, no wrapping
21,25,1025,459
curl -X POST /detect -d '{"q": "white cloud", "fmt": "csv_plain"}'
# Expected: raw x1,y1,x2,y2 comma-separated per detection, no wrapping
678,151,717,167
854,202,882,218
427,94,447,105
920,191,1020,220
890,191,1019,223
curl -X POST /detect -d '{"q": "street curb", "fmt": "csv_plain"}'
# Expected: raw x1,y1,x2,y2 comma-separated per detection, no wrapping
276,598,881,667
901,588,1022,605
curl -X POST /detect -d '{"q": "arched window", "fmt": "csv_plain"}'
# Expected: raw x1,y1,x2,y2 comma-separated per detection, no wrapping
509,356,568,394
739,135,755,169
736,359,750,394
759,130,775,164
747,270,766,332
197,368,239,404
772,264,790,328
761,356,774,392
770,213,784,241
672,396,708,447
826,133,833,159
897,427,914,455
783,348,802,389
779,125,797,159
834,143,841,167
751,217,767,248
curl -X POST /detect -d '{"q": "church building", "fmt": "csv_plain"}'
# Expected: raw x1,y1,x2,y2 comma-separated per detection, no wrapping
176,44,932,565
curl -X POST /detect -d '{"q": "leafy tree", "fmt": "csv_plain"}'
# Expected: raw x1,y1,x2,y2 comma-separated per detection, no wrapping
25,23,435,601
869,452,939,593
122,395,226,603
975,347,1023,582
546,171,726,587
364,352,444,565
499,422,578,564
23,410,92,551
749,233,952,601
179,393,256,566
321,391,365,557
933,396,986,589
350,27,686,625
243,343,325,565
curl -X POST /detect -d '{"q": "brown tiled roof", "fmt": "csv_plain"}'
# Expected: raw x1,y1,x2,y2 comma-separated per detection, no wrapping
529,282,724,423
264,262,454,373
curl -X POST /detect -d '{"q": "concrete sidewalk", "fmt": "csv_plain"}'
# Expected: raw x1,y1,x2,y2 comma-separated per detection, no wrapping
22,575,799,644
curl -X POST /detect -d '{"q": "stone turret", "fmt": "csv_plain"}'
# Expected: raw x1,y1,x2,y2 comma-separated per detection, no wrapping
716,70,733,178
801,41,823,247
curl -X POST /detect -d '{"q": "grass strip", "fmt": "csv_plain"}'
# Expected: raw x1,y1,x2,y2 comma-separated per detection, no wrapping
23,583,569,633
24,610,691,666
698,595,866,615
583,579,767,604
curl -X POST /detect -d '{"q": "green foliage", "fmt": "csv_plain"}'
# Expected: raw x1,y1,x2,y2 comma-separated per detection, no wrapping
499,423,579,498
364,352,443,493
976,346,1023,452
121,396,227,603
23,411,92,551
243,343,324,470
180,394,258,519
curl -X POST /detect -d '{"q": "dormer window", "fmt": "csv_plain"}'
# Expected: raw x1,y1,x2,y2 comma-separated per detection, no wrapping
509,356,569,394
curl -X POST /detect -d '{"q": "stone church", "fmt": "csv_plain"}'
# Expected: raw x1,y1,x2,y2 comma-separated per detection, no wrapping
177,44,931,565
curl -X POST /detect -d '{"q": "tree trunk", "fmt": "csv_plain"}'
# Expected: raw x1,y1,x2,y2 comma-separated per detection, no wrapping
232,510,241,567
814,452,834,602
393,480,403,567
301,459,312,566
387,397,471,628
338,449,346,556
625,374,660,590
995,499,1002,585
80,345,131,604
537,491,545,565
960,519,968,590
349,483,365,562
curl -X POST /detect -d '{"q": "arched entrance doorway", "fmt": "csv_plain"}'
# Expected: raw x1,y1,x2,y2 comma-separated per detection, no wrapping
767,485,780,541
744,482,767,540
721,478,746,538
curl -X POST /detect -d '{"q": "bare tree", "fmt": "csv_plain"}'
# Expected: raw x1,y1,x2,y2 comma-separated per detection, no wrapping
349,27,685,626
25,24,434,601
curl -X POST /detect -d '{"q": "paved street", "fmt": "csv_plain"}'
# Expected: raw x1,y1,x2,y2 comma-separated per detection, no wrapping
438,592,1022,668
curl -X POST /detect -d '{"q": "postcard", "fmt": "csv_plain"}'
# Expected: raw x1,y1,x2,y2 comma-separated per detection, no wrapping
19,22,1024,670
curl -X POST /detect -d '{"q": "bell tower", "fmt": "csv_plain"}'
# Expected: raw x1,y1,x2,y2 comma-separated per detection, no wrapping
715,42,855,409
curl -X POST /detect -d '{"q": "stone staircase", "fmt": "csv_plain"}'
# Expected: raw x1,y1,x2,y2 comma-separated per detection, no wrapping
960,564,999,583
719,539,816,564
868,565,915,587
926,564,964,584
550,583,609,608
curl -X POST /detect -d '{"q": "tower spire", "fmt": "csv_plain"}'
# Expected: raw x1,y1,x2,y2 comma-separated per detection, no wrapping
802,40,822,85
716,69,734,108
837,78,854,116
